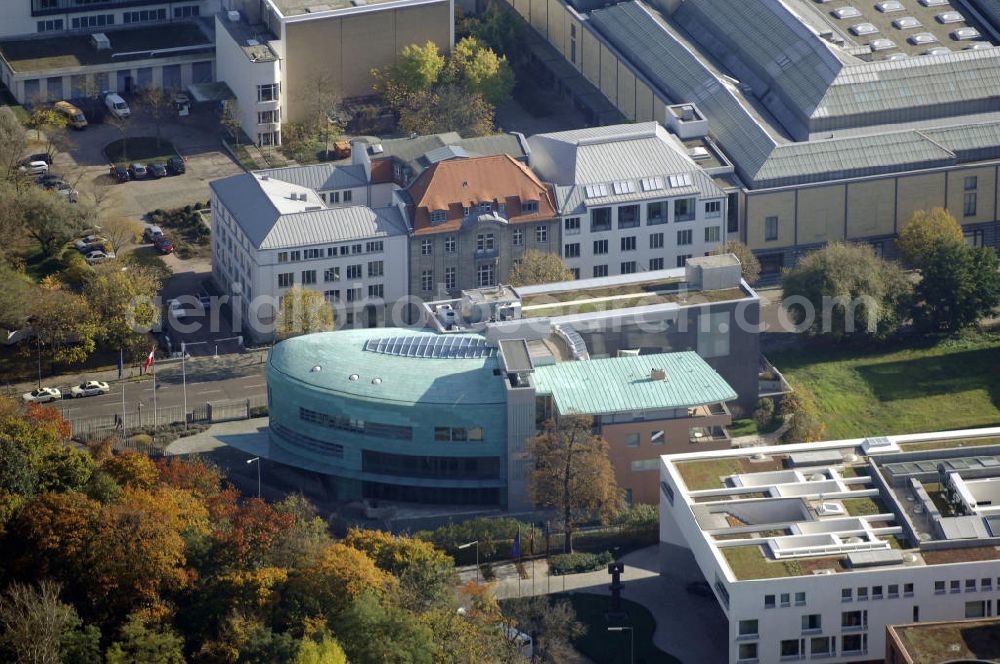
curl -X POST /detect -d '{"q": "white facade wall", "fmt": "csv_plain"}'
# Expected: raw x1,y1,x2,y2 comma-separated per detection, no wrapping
213,15,281,146
0,1,220,39
561,194,727,277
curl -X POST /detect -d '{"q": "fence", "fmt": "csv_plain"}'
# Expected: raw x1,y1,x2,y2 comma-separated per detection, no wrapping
66,393,267,442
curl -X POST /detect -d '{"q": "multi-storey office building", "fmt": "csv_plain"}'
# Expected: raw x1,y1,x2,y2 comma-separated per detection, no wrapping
505,0,1000,275
659,428,1000,664
527,122,728,278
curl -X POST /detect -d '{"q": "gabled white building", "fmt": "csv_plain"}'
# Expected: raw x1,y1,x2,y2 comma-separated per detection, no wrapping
527,122,728,278
659,428,1000,664
210,158,409,342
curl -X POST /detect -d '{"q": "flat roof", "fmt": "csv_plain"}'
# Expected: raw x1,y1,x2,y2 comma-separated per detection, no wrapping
269,0,434,17
532,351,736,415
0,23,211,72
891,618,1000,663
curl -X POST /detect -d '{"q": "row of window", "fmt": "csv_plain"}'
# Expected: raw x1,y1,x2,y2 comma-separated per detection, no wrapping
429,200,538,223
933,577,998,594
299,407,412,440
71,13,113,27
277,262,383,287
258,110,280,125
277,241,383,263
321,190,352,204
421,265,492,290
433,426,485,442
563,227,719,258
582,198,711,233
840,583,916,602
123,8,166,23
586,256,692,278
257,83,280,103
738,634,863,662
321,286,382,302
419,228,548,256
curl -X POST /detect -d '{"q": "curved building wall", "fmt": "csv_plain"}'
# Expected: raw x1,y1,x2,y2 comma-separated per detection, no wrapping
266,329,509,505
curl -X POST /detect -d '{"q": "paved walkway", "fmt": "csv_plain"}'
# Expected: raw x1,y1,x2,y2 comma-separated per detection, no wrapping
460,545,728,663
732,419,791,447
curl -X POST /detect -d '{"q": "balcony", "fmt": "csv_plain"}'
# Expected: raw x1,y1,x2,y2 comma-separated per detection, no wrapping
688,402,729,418
474,248,499,260
689,426,730,445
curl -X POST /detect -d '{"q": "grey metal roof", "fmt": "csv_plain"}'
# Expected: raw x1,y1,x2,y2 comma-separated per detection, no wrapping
256,162,367,191
210,173,407,250
356,132,528,178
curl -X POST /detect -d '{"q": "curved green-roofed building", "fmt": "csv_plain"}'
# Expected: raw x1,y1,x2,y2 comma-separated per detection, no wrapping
267,328,509,505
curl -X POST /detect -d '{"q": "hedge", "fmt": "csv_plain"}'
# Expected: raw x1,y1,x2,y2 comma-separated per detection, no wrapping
548,550,614,576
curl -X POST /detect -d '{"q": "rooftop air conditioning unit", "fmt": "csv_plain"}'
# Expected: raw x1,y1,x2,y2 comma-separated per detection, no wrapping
246,39,260,47
227,10,241,22
369,143,384,155
687,146,710,160
91,33,111,50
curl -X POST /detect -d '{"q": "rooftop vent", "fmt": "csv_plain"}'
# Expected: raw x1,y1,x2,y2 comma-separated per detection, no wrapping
310,365,322,372
850,23,879,36
227,10,241,21
369,143,384,155
687,147,710,160
870,38,897,51
679,104,695,121
832,7,862,19
919,0,948,6
650,368,667,381
875,0,903,12
348,374,359,381
351,0,366,5
90,33,111,50
936,11,964,23
817,502,846,516
952,27,980,40
246,39,260,47
908,32,938,45
892,16,922,30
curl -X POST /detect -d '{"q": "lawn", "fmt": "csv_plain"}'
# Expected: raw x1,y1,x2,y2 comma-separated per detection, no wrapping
522,288,746,318
896,620,1000,663
842,496,889,517
728,416,784,439
105,137,179,165
550,592,681,664
722,545,802,580
770,334,1000,439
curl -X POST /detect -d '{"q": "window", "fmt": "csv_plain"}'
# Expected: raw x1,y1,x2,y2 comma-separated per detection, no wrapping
476,234,496,252
591,208,612,232
649,257,664,270
570,268,580,279
841,610,865,629
421,270,433,291
444,236,456,253
738,643,758,662
934,581,946,594
856,587,868,601
801,614,821,632
564,217,581,234
564,243,581,258
705,226,721,243
421,239,433,256
674,198,695,222
780,593,790,607
625,433,639,448
72,14,114,28
329,191,341,204
795,592,806,605
37,19,63,32
593,239,609,255
779,639,801,658
290,251,301,262
676,254,692,267
904,583,914,596
764,595,776,609
522,200,538,213
463,207,470,217
536,225,548,243
621,236,637,252
431,210,447,223
593,265,608,278
841,634,865,655
841,588,852,602
478,202,492,213
705,200,722,218
965,600,987,619
651,430,664,445
765,216,779,241
966,229,986,247
323,289,340,302
174,5,200,17
618,205,640,228
620,261,637,274
368,284,384,298
677,229,693,246
966,579,977,592
872,585,883,599
477,263,496,287
983,578,993,591
647,201,667,225
278,273,293,288
887,584,899,598
343,190,352,202
445,267,456,291
964,192,977,216
698,311,731,359
346,288,361,302
965,175,978,190
738,620,758,637
257,83,280,102
647,233,663,250
301,270,316,285
809,637,832,657
277,252,289,263
365,241,383,253
304,248,322,260
346,265,362,280
513,229,524,246
257,109,280,124
951,580,961,593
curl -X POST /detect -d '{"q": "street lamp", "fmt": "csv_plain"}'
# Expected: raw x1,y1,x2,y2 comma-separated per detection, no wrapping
607,626,633,664
458,540,480,583
246,456,261,498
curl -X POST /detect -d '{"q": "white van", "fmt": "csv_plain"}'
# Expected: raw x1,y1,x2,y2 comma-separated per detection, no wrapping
104,93,131,119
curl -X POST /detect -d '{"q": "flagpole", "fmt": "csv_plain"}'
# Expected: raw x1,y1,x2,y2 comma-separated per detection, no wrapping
516,524,521,598
151,351,157,426
120,349,126,443
181,342,187,430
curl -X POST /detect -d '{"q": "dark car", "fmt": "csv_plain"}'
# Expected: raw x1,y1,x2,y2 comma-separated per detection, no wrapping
128,163,148,180
109,164,129,183
148,162,167,178
166,156,186,175
36,174,64,188
153,235,174,255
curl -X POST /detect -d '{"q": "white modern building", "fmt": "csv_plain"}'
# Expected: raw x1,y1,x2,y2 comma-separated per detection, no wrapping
527,122,729,279
210,154,409,341
659,428,1000,664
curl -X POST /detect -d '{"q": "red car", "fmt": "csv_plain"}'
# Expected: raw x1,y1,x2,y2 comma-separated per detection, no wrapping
153,235,174,254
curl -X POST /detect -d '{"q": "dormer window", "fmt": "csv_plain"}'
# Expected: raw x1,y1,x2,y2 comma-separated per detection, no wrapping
430,210,447,223
463,206,471,217
498,203,506,214
522,200,538,214
478,201,492,213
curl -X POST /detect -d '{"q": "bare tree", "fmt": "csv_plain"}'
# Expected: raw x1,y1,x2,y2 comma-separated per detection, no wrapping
220,99,242,146
298,71,341,158
139,86,173,150
101,216,142,255
0,107,28,181
0,581,76,664
106,112,132,163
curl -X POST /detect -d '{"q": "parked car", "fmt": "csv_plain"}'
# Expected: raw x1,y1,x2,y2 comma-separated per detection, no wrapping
70,380,110,398
153,235,174,254
22,387,61,403
19,161,48,176
55,183,79,202
128,163,148,179
166,156,186,175
75,235,106,251
104,93,131,119
167,298,188,320
36,174,64,188
148,162,167,178
20,153,52,166
78,242,107,255
85,250,116,264
109,164,129,183
142,226,163,243
54,100,88,129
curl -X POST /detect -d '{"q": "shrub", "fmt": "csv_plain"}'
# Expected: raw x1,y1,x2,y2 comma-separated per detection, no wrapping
548,550,613,576
752,398,775,431
129,434,153,446
414,516,541,564
610,504,658,534
193,201,203,210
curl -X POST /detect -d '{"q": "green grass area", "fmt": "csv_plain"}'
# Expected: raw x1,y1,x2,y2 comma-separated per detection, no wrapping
770,334,1000,439
522,287,745,318
551,593,681,664
722,546,802,580
900,436,1000,451
520,278,685,307
105,137,179,166
897,620,1000,663
842,496,889,517
676,458,744,491
728,416,784,439
125,247,172,281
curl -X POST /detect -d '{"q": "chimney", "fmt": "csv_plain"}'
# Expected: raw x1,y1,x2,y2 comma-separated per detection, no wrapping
650,368,667,381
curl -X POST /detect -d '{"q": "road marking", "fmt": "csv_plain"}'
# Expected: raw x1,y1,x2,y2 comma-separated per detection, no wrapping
243,383,266,389
199,389,224,395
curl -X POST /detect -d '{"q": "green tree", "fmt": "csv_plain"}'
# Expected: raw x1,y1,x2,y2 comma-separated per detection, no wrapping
0,107,28,181
387,41,446,95
501,595,583,664
913,242,1000,333
508,249,574,287
450,37,515,105
459,1,525,64
105,616,185,664
780,382,826,443
276,287,335,339
101,216,142,256
18,187,86,257
267,494,334,569
296,630,348,664
35,446,95,493
782,242,913,340
896,208,964,268
528,416,620,552
710,240,761,285
336,592,435,664
398,85,495,137
0,440,38,497
25,107,66,157
83,259,163,353
343,529,455,609
28,287,98,367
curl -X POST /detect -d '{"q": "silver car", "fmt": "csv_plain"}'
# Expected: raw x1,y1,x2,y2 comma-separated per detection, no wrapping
70,380,110,398
22,387,61,403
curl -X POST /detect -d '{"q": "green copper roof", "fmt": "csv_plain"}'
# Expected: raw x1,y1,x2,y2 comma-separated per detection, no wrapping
532,352,736,415
268,328,505,406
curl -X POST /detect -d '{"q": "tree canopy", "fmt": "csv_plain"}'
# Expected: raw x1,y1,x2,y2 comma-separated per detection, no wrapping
276,287,335,339
896,208,964,268
451,37,515,106
508,249,574,287
709,240,761,286
913,241,1000,333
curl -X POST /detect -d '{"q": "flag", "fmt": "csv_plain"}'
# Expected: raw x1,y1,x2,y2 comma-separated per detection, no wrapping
512,527,521,560
118,349,124,380
144,347,155,372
